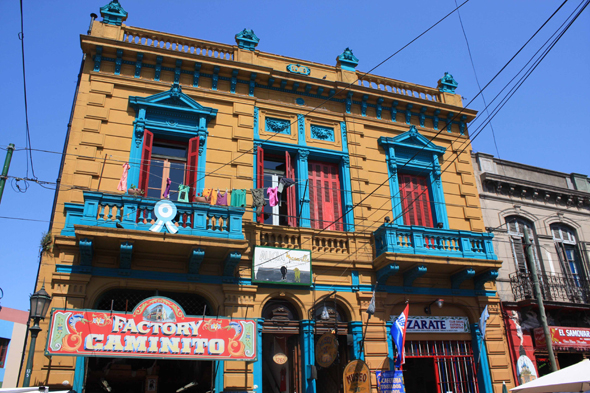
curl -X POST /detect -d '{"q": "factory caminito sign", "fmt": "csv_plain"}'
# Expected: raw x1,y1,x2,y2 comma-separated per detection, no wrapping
45,296,257,361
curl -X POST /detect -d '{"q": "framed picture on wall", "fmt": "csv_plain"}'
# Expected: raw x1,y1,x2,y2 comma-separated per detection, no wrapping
146,376,158,393
253,246,312,286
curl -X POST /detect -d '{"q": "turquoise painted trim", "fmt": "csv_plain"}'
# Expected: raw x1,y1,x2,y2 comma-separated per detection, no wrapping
287,64,311,76
253,318,263,393
249,73,257,96
341,156,355,232
259,139,346,159
193,63,201,87
174,59,182,83
351,270,359,291
350,321,364,360
451,268,476,290
297,149,311,228
73,357,85,393
386,321,394,370
100,0,128,26
338,48,359,71
297,114,306,146
253,107,260,139
391,101,398,122
300,320,316,393
474,270,499,290
378,126,449,229
93,46,102,72
253,108,260,222
373,223,497,260
214,360,224,393
403,265,427,287
471,323,493,393
134,53,143,78
55,264,497,297
376,98,384,119
212,66,220,90
115,49,123,75
433,109,440,130
340,122,348,153
310,125,335,142
376,263,400,284
266,117,291,135
438,72,458,94
235,29,260,51
154,56,163,81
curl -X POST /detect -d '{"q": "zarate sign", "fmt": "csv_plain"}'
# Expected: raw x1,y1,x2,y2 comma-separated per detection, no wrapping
45,297,257,361
534,326,590,350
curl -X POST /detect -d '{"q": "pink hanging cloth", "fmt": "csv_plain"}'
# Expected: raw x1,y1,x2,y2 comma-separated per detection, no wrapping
267,187,279,207
117,162,130,192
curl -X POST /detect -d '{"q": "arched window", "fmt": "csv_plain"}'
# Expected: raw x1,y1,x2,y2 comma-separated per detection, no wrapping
551,224,586,286
95,288,212,315
506,216,540,273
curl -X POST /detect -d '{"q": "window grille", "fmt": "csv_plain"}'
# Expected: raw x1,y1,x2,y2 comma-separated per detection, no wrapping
95,289,211,316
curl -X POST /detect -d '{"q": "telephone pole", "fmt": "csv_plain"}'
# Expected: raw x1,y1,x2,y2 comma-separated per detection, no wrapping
524,229,558,372
0,143,15,205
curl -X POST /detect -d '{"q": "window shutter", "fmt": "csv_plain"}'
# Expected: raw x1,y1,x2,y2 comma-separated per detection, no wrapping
309,161,342,231
257,146,264,224
511,237,528,273
138,130,154,193
399,174,432,227
285,151,296,227
186,136,200,202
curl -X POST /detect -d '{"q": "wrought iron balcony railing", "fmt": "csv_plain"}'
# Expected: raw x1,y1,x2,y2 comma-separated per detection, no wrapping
61,191,245,240
509,271,590,304
373,223,497,260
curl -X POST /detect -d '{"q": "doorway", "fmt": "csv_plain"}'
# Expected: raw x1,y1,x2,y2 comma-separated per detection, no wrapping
404,358,437,393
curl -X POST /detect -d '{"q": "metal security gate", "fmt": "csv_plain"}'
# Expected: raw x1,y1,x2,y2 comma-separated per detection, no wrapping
405,341,479,393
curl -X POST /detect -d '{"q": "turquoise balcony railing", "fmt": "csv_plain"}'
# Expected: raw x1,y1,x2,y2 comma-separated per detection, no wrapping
61,192,245,240
373,223,496,260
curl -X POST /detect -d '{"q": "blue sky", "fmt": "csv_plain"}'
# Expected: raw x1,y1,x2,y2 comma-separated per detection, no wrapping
0,0,588,311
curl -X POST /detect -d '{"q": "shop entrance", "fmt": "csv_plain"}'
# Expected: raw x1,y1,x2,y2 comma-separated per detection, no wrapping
557,352,584,369
313,304,349,393
262,300,302,393
405,340,479,393
85,358,213,393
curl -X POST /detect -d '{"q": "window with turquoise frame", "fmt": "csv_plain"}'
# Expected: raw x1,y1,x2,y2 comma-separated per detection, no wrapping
378,126,449,228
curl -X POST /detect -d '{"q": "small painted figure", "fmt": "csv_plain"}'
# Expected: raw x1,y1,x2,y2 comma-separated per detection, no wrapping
280,266,287,281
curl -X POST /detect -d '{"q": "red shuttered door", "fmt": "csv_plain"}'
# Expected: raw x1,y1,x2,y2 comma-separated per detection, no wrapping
185,136,200,202
138,130,154,194
399,174,433,227
286,151,296,227
309,161,342,231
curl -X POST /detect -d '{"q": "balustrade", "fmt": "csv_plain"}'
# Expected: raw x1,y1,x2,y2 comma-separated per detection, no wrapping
510,271,590,304
121,26,235,61
373,223,496,260
62,192,244,240
357,74,441,102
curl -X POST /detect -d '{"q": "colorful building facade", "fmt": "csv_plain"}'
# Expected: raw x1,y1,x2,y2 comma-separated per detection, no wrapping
0,307,28,388
21,2,514,392
473,152,590,384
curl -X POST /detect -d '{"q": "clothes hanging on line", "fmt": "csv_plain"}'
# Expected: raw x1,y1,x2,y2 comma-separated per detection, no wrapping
177,184,190,202
278,177,295,193
251,188,267,215
163,178,172,199
230,189,247,207
201,188,217,205
216,189,229,206
117,162,130,192
267,187,279,207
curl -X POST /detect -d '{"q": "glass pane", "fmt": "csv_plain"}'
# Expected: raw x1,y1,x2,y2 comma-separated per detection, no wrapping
169,162,186,196
152,144,187,159
148,159,164,189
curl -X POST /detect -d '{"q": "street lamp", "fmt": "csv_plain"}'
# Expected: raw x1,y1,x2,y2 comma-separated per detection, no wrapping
23,283,52,387
424,298,444,315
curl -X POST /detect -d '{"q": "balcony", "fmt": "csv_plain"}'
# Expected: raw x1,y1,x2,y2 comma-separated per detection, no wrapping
373,223,497,260
510,271,590,305
61,191,245,240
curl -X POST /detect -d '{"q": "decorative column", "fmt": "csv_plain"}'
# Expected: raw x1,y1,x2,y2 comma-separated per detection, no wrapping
386,321,394,370
300,320,316,393
430,154,449,229
128,108,146,188
471,323,493,393
341,156,355,232
297,149,311,228
73,357,86,393
214,361,224,393
253,318,264,393
350,321,364,360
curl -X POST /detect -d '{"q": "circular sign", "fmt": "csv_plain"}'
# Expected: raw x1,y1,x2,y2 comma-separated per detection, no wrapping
155,200,177,220
273,352,288,364
315,332,338,368
343,360,371,393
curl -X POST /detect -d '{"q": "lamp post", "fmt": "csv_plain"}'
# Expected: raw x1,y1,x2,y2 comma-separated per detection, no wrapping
23,283,52,387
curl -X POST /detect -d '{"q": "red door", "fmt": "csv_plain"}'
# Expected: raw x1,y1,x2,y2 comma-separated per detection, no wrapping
185,136,200,201
309,161,342,231
399,174,432,227
286,151,296,227
138,130,154,194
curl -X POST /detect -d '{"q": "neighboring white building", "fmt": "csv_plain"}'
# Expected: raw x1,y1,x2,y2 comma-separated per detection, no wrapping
0,307,29,388
473,152,590,379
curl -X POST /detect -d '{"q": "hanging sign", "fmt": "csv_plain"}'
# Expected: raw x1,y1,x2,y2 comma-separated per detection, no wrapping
45,296,257,361
376,370,405,393
253,246,312,286
534,326,590,350
391,316,470,333
343,360,371,393
316,332,338,368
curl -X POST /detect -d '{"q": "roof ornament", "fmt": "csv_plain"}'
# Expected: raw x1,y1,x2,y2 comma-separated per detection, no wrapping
235,29,260,51
337,48,359,71
169,82,182,99
100,0,128,26
438,72,458,94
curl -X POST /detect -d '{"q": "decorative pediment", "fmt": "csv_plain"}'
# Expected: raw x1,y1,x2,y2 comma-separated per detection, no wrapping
378,125,446,155
129,83,218,120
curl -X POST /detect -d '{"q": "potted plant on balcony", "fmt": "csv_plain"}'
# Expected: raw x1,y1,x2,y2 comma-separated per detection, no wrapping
128,184,144,197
